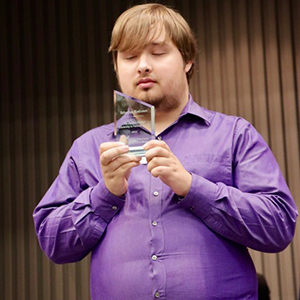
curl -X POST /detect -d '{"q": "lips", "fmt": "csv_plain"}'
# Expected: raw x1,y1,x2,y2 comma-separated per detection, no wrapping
137,78,156,89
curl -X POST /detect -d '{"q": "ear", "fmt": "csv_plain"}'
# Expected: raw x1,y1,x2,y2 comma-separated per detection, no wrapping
114,61,118,73
184,61,193,74
113,52,119,73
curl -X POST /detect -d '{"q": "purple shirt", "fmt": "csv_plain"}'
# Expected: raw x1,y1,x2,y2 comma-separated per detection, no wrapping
33,96,298,300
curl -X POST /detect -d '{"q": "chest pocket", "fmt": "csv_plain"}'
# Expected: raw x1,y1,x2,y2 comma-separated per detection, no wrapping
183,153,232,185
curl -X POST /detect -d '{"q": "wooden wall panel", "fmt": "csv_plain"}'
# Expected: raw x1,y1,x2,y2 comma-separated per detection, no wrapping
1,2,13,299
291,0,300,295
277,0,300,298
1,0,299,299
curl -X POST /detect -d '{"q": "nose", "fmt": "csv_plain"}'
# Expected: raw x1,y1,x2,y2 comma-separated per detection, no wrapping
137,54,152,75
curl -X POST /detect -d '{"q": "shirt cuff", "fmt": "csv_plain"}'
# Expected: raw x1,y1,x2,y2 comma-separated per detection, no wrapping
178,173,218,218
90,180,126,223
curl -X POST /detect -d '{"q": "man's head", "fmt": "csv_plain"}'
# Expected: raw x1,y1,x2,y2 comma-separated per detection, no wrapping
109,3,197,82
109,3,197,112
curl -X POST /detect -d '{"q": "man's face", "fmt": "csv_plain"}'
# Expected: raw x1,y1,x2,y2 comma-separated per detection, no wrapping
116,27,192,112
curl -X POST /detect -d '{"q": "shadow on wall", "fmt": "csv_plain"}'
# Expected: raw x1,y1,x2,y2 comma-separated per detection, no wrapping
257,273,270,300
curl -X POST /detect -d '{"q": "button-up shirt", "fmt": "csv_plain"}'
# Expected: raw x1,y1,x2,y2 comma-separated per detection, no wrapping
33,95,298,300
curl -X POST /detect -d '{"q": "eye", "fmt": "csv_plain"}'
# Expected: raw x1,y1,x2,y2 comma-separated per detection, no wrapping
125,56,137,60
152,53,165,56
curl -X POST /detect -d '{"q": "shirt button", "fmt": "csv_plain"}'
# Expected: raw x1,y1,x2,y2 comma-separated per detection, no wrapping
112,206,118,211
152,254,158,261
155,291,160,298
152,221,158,226
157,136,162,140
153,191,159,196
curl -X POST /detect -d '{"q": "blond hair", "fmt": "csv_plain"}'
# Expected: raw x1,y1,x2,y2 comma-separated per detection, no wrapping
109,3,197,82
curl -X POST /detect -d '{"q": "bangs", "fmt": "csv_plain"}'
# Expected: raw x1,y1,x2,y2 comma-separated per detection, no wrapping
117,21,166,53
110,8,171,53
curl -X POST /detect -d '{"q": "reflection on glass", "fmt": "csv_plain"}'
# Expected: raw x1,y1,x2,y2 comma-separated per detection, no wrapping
114,90,155,156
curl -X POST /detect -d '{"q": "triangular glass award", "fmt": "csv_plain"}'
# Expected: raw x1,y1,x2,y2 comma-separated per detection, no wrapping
114,90,155,156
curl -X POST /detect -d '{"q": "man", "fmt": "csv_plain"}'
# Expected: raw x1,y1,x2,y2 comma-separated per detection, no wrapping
33,3,298,300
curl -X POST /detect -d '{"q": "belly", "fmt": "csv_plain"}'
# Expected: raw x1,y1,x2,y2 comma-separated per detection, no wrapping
90,210,257,300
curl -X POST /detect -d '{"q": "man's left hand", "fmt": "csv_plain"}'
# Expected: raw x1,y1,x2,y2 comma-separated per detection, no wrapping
144,140,192,197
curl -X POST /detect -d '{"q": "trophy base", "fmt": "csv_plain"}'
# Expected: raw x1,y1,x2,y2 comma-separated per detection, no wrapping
128,146,146,157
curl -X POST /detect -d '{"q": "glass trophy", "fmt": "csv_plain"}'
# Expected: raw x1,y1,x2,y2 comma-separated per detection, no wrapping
114,90,155,156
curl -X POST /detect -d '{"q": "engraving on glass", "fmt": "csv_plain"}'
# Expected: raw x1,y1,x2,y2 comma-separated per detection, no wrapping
114,90,155,156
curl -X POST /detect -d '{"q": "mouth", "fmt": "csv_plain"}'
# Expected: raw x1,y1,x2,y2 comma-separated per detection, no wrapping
137,78,156,89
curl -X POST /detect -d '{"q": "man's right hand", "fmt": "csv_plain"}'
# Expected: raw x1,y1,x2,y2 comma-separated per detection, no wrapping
99,142,141,197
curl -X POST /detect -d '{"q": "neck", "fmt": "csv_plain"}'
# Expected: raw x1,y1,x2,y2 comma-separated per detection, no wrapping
155,93,189,135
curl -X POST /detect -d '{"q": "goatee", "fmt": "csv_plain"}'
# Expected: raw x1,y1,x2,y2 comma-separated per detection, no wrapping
140,93,181,113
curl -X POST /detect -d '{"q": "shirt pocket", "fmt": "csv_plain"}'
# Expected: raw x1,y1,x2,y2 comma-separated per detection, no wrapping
183,153,232,185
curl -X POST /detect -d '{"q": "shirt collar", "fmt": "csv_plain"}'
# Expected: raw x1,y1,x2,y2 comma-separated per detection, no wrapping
180,94,212,126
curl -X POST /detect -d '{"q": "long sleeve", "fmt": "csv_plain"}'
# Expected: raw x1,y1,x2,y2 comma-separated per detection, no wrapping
33,138,125,264
179,120,298,253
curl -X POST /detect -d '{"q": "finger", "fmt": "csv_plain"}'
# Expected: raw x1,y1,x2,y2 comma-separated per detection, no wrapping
107,154,141,172
143,140,170,151
99,141,126,154
119,135,128,145
118,160,141,174
147,156,172,172
145,146,170,161
105,160,141,180
100,145,129,166
149,165,169,178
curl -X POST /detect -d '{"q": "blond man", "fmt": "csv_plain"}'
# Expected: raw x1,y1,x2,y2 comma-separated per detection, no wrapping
34,4,297,300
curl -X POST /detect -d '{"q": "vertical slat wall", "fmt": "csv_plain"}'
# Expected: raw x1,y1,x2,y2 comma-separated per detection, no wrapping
0,0,299,299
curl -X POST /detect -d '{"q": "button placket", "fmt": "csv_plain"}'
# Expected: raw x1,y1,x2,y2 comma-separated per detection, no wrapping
149,177,166,299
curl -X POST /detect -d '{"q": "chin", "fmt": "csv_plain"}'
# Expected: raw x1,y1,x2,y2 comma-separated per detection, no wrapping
123,88,163,107
138,90,163,103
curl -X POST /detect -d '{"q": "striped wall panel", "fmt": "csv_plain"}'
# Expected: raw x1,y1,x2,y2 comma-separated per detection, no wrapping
1,1,299,299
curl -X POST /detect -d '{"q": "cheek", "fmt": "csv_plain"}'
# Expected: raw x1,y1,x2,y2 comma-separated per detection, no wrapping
117,73,135,96
117,68,130,87
163,66,186,86
159,59,186,80
116,60,133,84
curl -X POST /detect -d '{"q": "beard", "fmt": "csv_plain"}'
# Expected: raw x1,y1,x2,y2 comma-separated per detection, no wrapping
129,89,182,113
